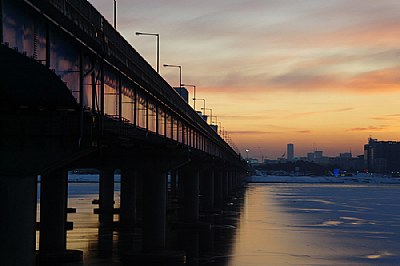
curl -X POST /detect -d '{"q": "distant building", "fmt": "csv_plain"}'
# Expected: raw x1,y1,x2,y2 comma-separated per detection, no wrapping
339,152,352,158
314,151,323,159
287,143,294,161
364,138,400,173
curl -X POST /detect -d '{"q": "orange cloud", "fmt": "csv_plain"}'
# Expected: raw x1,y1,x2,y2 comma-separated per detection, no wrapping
371,114,400,121
346,125,388,132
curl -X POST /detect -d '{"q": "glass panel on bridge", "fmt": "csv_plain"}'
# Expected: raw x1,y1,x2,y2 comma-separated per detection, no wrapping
103,67,119,117
121,80,135,124
147,99,156,133
136,90,147,129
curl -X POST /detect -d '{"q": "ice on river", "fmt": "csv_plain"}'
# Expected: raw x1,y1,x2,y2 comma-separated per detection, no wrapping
230,183,400,265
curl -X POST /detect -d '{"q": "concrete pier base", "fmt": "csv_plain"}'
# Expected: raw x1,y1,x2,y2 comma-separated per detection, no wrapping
120,169,136,230
118,169,137,253
0,175,37,266
222,171,229,201
99,169,115,229
214,170,223,209
181,165,200,223
142,168,167,252
37,171,82,263
170,170,178,196
202,169,215,210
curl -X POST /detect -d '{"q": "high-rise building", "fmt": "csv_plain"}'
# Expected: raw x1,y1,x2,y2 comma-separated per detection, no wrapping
287,143,294,161
364,138,400,173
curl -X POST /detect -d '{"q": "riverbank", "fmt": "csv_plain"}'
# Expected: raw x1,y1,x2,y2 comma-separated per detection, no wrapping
246,174,400,184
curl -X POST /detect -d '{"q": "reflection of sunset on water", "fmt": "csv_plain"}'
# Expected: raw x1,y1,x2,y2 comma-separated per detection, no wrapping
229,184,400,265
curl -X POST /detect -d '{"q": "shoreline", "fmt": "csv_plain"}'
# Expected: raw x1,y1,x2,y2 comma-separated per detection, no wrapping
246,174,400,184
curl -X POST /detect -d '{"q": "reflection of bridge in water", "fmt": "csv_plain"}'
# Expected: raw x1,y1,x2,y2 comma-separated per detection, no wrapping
0,1,246,265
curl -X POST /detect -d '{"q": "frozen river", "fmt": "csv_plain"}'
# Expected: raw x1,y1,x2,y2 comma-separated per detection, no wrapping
230,183,400,265
36,181,400,265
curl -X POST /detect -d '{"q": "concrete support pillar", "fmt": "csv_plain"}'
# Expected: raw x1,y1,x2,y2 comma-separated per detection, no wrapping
0,175,37,266
222,171,229,200
120,169,136,229
99,169,115,229
228,171,233,195
181,165,200,223
203,169,214,210
235,172,240,189
170,170,177,196
142,168,167,252
39,171,67,253
214,170,223,209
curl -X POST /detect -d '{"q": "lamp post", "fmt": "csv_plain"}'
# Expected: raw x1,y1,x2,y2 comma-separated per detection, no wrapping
113,0,117,29
245,149,249,162
201,107,213,124
218,122,223,135
136,32,160,73
181,84,196,110
196,98,206,112
163,64,182,87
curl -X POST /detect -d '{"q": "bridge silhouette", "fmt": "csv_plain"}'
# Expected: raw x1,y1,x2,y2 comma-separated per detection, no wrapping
0,0,246,265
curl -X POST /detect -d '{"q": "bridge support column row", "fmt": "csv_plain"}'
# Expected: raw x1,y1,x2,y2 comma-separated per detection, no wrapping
39,171,67,253
37,170,82,263
142,168,167,251
202,169,215,210
0,175,37,266
99,169,115,230
181,165,200,223
120,169,137,230
214,170,223,209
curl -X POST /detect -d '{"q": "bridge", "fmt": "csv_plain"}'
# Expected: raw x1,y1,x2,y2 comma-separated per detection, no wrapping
0,0,246,265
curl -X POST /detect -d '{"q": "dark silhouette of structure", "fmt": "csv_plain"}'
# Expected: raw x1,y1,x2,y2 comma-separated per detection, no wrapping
364,138,400,173
0,1,246,265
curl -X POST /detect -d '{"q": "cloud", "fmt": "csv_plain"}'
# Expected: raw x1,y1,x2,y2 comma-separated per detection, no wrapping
371,114,400,121
229,130,279,135
346,125,388,132
297,130,312,134
286,108,354,119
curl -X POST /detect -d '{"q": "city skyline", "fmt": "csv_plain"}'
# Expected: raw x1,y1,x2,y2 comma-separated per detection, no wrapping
90,0,400,158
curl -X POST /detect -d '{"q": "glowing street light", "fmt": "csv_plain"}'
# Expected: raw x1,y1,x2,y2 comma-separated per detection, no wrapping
245,149,249,162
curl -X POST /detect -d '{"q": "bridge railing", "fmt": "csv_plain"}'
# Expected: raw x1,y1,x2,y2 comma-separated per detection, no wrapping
24,0,239,159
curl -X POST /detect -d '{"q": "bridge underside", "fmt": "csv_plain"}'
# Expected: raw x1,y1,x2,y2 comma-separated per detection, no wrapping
0,45,78,110
0,1,246,264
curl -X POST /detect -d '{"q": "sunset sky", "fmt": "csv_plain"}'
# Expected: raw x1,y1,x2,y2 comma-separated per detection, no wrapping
90,0,400,160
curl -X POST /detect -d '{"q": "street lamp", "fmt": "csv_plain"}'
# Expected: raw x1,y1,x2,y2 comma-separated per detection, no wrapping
201,107,213,124
163,64,182,87
113,0,117,29
245,149,249,162
181,84,196,110
136,32,160,73
196,98,206,112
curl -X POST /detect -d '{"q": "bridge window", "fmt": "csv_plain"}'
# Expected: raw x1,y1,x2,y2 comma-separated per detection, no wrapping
157,106,166,136
166,112,172,139
148,99,156,133
173,117,178,142
121,81,135,124
188,128,193,147
3,2,46,61
103,68,119,118
50,27,80,100
136,91,146,129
